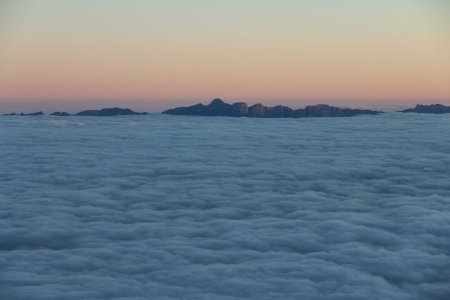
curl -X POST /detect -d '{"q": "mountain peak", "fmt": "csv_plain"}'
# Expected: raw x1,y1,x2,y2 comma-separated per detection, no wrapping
210,98,225,105
400,104,450,114
163,99,383,118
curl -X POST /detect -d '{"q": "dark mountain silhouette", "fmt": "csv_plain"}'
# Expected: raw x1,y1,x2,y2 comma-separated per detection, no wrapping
400,104,450,114
76,107,147,116
231,102,248,116
163,99,383,118
4,108,147,117
2,101,385,118
51,112,71,116
3,112,44,116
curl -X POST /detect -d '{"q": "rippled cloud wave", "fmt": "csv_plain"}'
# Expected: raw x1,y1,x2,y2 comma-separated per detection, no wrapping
1,114,449,299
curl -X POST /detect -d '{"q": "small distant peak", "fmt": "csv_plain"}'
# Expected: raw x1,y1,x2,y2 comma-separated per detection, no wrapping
400,103,450,114
100,107,126,111
210,98,225,105
421,104,444,108
76,107,146,116
51,111,71,116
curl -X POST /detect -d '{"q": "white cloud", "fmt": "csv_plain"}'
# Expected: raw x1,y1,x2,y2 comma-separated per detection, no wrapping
0,114,450,299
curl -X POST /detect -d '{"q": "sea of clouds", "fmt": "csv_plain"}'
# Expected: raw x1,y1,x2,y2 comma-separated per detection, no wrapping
0,113,449,299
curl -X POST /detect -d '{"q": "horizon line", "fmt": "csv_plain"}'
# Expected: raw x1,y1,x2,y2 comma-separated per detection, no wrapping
1,97,450,102
1,97,450,114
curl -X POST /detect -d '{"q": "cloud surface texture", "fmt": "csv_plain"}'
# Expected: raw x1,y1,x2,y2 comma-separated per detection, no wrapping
1,113,449,299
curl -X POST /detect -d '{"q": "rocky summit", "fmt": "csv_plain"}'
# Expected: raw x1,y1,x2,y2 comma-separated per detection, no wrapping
51,112,71,116
162,99,383,118
76,107,147,116
4,108,147,117
400,104,450,114
3,112,45,116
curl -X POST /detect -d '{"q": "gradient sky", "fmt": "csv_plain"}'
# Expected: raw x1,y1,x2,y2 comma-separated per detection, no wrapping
0,0,449,111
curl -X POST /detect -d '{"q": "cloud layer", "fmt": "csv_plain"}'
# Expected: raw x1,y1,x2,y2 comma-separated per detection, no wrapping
1,113,449,299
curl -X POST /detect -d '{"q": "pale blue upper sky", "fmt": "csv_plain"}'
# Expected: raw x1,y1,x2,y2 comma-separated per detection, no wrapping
0,0,449,111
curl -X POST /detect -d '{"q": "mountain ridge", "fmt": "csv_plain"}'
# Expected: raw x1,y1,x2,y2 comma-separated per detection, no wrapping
400,104,450,114
163,99,384,118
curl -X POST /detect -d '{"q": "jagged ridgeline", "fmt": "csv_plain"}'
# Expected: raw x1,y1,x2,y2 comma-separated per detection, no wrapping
399,104,450,114
5,102,450,117
162,98,383,118
3,107,147,117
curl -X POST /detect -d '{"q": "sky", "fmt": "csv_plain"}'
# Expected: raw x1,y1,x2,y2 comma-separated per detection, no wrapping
0,0,449,112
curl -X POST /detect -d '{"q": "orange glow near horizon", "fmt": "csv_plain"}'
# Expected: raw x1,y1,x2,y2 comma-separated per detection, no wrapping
0,0,449,106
